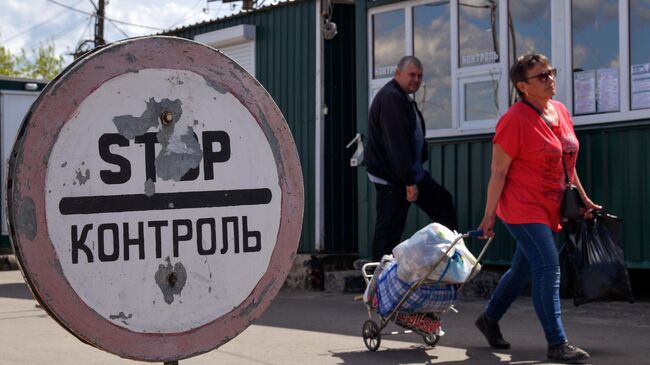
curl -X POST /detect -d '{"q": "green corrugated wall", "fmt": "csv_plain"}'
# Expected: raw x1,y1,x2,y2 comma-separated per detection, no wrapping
167,1,316,253
356,124,650,268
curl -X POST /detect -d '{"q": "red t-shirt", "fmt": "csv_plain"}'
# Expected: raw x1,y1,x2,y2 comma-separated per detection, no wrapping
494,100,579,231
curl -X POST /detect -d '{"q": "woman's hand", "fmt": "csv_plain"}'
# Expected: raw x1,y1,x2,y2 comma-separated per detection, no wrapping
572,167,602,217
581,196,602,219
478,214,497,239
582,197,601,211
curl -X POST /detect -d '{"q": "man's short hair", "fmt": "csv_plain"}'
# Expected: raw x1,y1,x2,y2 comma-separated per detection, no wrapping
397,56,423,71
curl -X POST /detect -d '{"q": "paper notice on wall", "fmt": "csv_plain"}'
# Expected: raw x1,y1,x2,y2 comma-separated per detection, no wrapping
596,68,619,113
573,70,596,115
631,63,650,110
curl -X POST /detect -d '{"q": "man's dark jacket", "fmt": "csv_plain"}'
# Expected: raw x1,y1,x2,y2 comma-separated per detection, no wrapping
366,78,428,186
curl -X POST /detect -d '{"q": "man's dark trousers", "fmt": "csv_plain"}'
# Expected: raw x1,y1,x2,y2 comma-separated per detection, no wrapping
371,173,457,261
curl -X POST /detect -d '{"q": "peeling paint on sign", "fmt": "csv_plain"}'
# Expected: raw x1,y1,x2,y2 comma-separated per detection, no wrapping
75,168,90,185
144,179,155,197
155,128,203,181
113,98,181,140
109,312,133,325
15,194,37,241
154,257,187,304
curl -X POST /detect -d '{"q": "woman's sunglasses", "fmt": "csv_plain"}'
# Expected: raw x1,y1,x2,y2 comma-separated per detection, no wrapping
523,68,557,83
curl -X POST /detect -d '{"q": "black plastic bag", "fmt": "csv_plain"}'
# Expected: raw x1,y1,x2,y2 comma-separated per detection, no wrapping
560,211,634,306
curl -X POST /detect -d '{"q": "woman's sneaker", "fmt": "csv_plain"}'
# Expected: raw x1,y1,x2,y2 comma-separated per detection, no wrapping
547,342,590,363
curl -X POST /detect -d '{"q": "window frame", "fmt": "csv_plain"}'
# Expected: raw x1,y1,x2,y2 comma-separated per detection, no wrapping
459,70,502,129
367,0,645,139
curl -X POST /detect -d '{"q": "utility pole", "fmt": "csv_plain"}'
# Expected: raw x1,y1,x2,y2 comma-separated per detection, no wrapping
95,0,106,46
73,0,106,58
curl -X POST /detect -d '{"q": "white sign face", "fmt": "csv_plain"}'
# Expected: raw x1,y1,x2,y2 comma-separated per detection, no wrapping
45,69,280,333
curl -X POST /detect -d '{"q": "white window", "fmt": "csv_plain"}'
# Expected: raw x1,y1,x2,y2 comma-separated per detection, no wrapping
194,24,256,77
368,0,645,138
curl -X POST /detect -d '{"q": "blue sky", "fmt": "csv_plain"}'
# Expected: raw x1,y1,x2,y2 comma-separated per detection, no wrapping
0,0,246,63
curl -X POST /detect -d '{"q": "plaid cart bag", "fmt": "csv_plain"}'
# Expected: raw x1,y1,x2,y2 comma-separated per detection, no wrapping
376,262,458,317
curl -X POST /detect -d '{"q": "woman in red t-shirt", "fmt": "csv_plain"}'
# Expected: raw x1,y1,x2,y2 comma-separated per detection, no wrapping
474,53,600,363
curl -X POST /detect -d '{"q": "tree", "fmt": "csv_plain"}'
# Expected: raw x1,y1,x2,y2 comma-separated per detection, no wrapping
0,47,23,77
22,43,66,80
0,42,66,80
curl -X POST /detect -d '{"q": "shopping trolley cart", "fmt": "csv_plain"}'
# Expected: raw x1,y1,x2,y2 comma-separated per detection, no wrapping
360,229,493,351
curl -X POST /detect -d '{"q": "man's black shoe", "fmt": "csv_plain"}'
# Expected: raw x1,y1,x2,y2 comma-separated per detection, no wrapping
474,312,511,349
547,342,590,363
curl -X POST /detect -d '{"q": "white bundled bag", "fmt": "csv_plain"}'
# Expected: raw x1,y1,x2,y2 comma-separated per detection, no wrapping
392,223,481,284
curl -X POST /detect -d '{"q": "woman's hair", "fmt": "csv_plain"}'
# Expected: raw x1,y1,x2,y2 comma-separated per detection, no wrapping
509,53,550,97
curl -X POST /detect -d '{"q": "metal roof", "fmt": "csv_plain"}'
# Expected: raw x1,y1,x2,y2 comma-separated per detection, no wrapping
162,0,304,35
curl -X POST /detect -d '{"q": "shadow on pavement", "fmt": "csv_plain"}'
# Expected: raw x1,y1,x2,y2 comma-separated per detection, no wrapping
329,345,560,365
0,282,34,300
330,346,440,364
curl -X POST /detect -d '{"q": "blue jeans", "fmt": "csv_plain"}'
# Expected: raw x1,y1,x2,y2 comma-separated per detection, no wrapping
484,223,567,346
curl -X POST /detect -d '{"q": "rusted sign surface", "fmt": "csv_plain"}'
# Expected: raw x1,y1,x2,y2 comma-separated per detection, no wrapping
7,36,303,362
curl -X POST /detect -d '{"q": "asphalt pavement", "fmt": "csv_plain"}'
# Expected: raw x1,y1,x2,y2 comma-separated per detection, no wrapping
1,269,649,365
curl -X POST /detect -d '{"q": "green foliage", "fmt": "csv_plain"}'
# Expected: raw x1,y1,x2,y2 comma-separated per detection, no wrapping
0,47,22,77
0,42,66,80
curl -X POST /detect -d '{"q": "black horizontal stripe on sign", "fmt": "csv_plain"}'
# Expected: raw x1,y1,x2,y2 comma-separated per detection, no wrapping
59,188,272,215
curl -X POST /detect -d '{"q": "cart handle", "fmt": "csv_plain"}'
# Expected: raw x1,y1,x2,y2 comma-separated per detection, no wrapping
464,229,483,238
361,262,379,285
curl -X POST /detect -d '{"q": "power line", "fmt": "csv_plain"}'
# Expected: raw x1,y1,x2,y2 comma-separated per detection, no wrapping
101,15,163,31
0,0,84,44
167,0,203,30
75,12,95,47
50,15,93,41
46,0,164,31
107,18,130,38
46,0,93,16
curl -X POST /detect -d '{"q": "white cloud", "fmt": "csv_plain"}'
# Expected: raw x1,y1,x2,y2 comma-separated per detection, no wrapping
573,44,589,69
509,0,550,23
571,0,618,30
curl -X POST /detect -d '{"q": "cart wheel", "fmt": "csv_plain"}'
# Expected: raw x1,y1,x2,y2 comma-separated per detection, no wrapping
362,320,381,351
423,333,440,347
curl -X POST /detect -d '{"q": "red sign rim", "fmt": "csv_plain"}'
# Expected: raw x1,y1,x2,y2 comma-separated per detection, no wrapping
7,36,303,362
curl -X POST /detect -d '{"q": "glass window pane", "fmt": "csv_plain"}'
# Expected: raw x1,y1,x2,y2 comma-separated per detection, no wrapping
459,0,500,68
508,0,552,103
373,10,405,79
464,80,499,121
630,0,650,110
572,0,619,114
413,1,452,130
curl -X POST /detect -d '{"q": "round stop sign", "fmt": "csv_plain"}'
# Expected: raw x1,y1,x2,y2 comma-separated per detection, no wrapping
7,36,303,361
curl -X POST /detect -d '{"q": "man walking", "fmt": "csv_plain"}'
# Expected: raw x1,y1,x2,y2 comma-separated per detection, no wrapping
366,56,457,261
